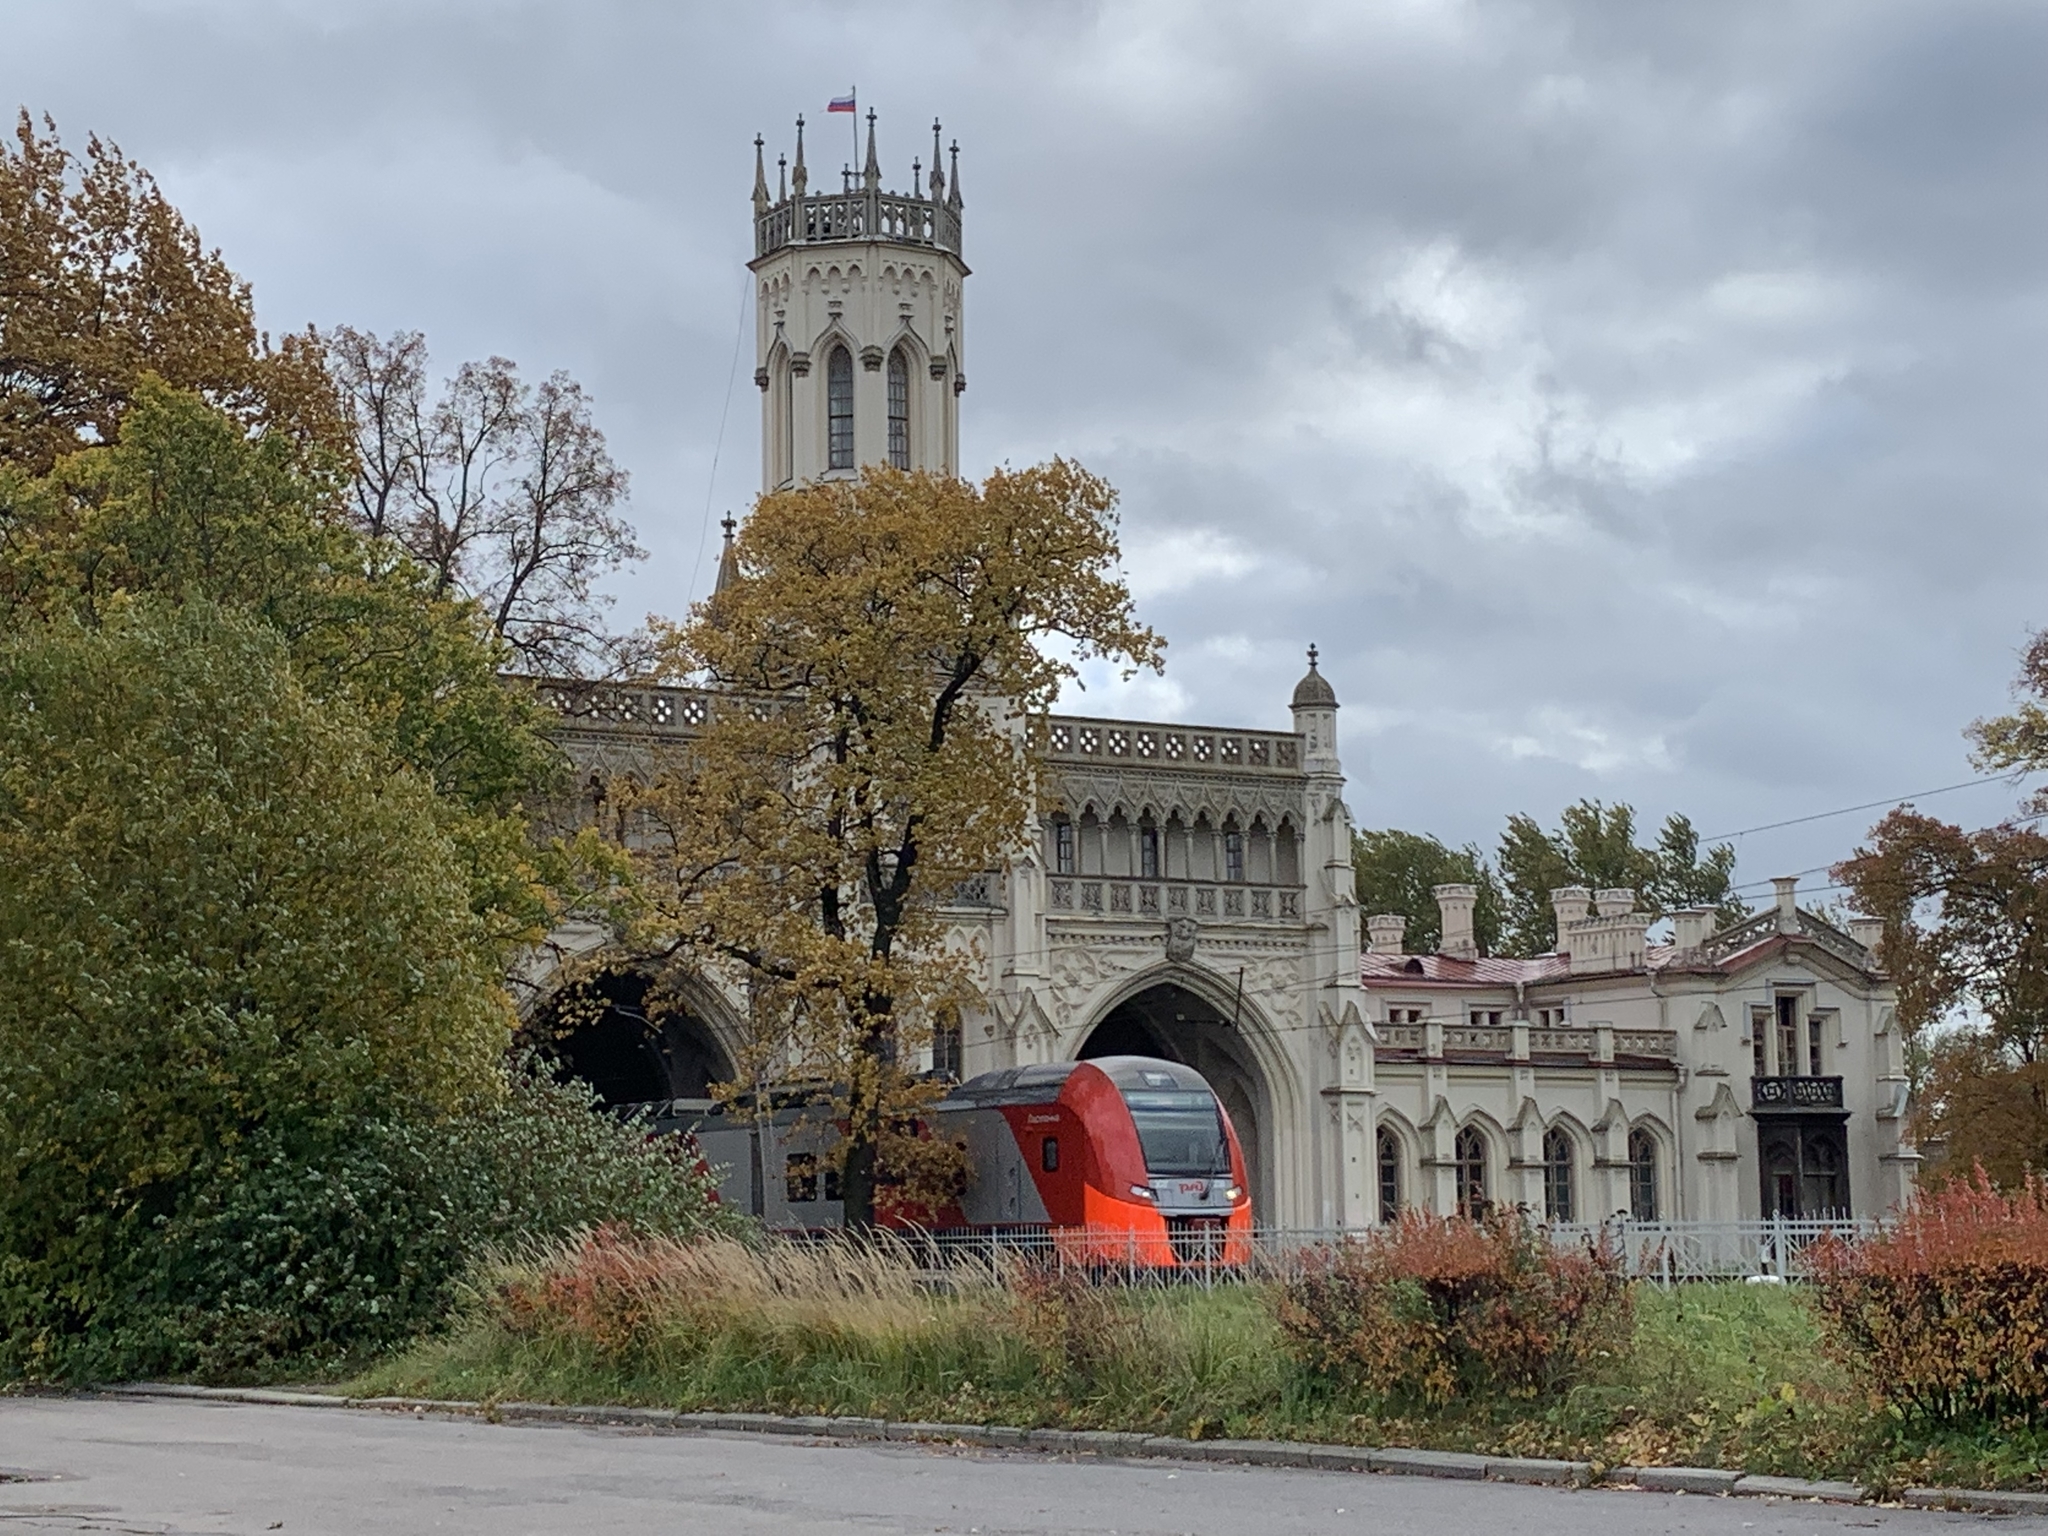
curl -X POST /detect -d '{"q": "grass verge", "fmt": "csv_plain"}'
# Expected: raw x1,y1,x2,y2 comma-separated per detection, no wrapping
346,1234,2048,1492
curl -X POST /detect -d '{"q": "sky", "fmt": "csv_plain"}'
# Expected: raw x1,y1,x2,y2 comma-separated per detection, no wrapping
6,0,2044,904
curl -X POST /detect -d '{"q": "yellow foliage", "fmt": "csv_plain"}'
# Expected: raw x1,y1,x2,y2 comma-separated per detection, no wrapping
626,463,1161,1222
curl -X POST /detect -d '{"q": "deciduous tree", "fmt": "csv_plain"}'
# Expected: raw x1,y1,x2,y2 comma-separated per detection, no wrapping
629,463,1161,1227
326,327,643,674
1495,800,1742,956
1352,829,1503,955
0,112,343,475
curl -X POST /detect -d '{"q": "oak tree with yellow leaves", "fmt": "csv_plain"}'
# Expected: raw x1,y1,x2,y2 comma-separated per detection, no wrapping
630,462,1161,1227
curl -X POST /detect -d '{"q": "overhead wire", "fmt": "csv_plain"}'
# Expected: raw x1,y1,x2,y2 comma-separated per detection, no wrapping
685,268,753,605
1701,773,2025,843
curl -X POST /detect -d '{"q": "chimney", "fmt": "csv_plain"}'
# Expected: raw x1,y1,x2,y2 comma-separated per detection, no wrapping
1670,906,1717,951
1594,887,1636,918
1550,886,1593,953
1848,916,1885,954
1773,875,1800,932
1366,913,1407,957
1434,883,1477,960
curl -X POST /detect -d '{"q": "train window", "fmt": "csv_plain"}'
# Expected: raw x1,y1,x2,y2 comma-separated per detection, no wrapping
1126,1090,1230,1176
785,1152,818,1203
1042,1136,1060,1172
824,1166,843,1203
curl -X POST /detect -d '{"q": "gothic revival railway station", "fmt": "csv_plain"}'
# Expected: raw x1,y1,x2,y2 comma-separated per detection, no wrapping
526,112,1910,1231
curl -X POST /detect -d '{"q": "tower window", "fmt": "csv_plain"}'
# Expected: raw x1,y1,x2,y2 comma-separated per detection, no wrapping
827,345,854,470
1376,1126,1401,1222
1223,829,1245,883
1628,1128,1659,1221
887,348,910,469
1052,817,1075,875
1453,1125,1488,1219
1542,1126,1574,1223
1140,825,1160,879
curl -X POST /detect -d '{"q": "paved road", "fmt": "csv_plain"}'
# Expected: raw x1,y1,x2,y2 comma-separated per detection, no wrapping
0,1396,2029,1535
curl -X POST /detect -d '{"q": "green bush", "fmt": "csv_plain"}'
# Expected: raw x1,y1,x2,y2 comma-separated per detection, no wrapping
0,603,725,1382
1273,1212,1632,1408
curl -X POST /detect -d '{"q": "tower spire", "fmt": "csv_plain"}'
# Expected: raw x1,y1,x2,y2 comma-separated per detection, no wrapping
715,515,740,594
929,119,945,200
862,108,880,191
791,115,808,196
752,134,770,214
946,138,962,209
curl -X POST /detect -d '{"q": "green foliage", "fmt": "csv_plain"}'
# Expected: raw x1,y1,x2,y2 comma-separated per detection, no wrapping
8,1063,730,1383
1351,829,1503,955
0,600,518,1376
0,379,559,817
1495,800,1743,957
1273,1213,1633,1407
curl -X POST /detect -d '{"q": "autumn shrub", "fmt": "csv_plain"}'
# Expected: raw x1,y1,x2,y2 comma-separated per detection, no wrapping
1809,1171,2048,1424
1273,1211,1632,1408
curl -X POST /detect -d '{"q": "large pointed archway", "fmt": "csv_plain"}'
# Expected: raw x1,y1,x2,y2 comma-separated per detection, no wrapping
530,967,736,1111
1077,978,1277,1222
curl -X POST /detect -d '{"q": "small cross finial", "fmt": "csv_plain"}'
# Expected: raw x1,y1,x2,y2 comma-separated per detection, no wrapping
721,515,737,538
1307,644,1320,669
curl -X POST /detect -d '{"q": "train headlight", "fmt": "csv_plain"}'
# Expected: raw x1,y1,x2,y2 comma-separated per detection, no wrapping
1224,1185,1244,1203
1129,1184,1155,1201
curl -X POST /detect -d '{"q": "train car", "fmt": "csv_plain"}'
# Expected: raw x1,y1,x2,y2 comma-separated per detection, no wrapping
929,1055,1252,1267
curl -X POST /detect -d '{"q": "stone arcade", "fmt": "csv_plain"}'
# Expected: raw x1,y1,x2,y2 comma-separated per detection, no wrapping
526,113,1910,1230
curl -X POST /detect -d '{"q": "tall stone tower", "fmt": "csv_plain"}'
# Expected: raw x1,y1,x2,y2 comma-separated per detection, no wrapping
751,112,968,491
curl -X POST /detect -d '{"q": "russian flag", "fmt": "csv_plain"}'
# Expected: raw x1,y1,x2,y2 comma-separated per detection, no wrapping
827,91,856,113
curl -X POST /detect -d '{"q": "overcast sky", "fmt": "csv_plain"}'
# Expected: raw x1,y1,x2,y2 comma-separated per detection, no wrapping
7,0,2044,901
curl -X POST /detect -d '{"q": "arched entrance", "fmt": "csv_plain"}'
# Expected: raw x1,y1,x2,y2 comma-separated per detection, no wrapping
531,967,735,1110
1077,980,1275,1222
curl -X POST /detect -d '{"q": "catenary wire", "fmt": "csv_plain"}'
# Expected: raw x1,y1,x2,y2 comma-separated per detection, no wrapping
684,268,753,605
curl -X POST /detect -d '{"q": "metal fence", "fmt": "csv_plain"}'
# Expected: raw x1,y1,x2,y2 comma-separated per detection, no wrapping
887,1217,1883,1289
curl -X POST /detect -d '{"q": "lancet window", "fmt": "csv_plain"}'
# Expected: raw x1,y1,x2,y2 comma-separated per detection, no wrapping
827,344,854,470
887,347,910,469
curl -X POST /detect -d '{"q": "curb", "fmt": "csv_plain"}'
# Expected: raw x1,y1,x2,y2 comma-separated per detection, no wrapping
91,1386,2002,1509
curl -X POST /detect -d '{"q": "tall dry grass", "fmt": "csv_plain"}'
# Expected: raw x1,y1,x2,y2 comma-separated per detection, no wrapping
356,1225,1282,1432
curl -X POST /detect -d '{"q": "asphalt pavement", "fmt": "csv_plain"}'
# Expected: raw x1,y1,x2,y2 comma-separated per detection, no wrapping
0,1395,2029,1535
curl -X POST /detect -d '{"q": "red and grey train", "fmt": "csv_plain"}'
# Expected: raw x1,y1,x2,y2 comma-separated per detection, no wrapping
680,1055,1252,1267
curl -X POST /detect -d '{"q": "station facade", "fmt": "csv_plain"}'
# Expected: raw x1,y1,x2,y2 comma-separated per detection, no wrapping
527,113,1912,1230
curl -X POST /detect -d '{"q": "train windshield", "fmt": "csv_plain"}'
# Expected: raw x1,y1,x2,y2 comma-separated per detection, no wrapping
1124,1091,1229,1176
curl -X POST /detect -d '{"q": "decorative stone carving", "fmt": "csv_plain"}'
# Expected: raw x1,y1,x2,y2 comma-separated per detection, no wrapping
1164,917,1199,963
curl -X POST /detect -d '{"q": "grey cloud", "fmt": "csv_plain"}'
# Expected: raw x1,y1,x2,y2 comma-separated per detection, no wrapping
2,0,2042,888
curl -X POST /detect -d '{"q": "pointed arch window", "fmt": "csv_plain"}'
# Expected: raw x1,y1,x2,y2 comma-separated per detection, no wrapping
1376,1126,1402,1222
1628,1128,1659,1221
827,344,854,470
887,347,910,469
1454,1125,1488,1219
1542,1127,1575,1223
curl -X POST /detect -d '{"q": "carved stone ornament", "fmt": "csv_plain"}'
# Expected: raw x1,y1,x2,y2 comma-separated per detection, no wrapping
1164,916,1199,963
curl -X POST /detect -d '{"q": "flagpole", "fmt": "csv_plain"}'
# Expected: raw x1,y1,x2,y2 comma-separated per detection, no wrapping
850,86,858,172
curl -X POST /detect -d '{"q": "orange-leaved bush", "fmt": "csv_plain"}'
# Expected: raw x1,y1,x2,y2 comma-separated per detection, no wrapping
1273,1211,1631,1407
1809,1171,2048,1424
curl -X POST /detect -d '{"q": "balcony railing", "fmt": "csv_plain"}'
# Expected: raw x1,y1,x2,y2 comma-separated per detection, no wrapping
1751,1075,1845,1110
1045,716,1304,775
1047,877,1299,922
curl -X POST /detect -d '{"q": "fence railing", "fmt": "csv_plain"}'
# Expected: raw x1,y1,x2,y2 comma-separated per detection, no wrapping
873,1217,1882,1288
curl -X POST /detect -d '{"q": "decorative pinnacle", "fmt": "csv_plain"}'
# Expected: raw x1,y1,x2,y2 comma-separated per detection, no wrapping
946,138,962,208
752,134,770,212
930,119,945,200
791,115,807,195
1307,643,1320,669
863,107,880,190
